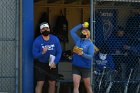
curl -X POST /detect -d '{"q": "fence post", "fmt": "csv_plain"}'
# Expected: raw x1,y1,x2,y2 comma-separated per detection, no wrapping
22,0,34,93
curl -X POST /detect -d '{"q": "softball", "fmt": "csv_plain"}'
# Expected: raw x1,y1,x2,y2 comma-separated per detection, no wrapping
83,22,89,28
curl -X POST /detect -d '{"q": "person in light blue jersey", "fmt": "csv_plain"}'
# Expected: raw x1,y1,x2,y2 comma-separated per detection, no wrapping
33,22,62,93
70,23,94,93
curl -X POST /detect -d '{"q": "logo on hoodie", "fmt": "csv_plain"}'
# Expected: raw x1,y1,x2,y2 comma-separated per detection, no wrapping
42,44,55,50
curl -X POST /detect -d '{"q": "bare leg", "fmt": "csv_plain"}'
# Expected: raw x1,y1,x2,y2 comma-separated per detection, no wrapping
48,80,56,93
73,74,81,93
35,81,45,93
83,77,93,93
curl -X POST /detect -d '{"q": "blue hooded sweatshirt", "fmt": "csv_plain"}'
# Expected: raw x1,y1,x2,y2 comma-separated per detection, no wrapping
70,24,94,68
128,44,140,55
107,34,128,54
32,34,62,64
95,53,115,72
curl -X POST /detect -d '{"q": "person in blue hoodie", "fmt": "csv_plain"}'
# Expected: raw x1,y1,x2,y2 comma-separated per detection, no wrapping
33,22,62,93
70,23,94,93
94,43,115,75
94,43,115,92
107,26,128,80
107,26,128,54
123,42,140,79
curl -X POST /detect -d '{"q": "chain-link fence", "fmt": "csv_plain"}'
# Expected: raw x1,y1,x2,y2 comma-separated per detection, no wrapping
0,0,19,93
93,0,140,93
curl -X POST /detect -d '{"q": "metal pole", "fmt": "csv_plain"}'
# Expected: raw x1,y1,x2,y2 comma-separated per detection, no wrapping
16,0,20,93
22,0,34,93
90,0,96,92
19,0,23,92
90,0,93,42
90,0,93,85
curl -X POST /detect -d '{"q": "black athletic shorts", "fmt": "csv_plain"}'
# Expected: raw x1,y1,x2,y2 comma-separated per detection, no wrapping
34,61,58,81
72,65,91,78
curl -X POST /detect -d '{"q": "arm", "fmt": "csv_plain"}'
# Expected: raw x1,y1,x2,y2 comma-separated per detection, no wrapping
32,40,43,59
129,45,140,54
124,45,140,55
54,38,62,64
70,24,83,43
82,44,94,60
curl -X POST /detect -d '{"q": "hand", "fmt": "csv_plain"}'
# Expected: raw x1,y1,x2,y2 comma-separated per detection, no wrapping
78,51,83,55
123,45,130,50
50,63,56,69
42,47,48,54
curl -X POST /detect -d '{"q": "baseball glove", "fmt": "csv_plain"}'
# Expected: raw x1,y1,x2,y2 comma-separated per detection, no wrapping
73,46,83,54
